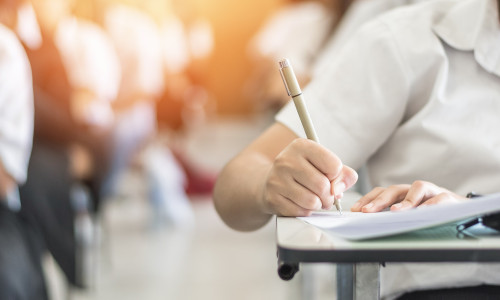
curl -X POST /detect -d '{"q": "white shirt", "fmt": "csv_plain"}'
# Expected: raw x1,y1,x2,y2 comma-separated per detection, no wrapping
0,25,33,185
313,0,429,75
105,5,164,99
161,15,190,74
55,17,121,126
276,0,500,297
249,1,334,77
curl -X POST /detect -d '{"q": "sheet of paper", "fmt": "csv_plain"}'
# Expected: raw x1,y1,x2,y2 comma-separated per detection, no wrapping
298,192,500,240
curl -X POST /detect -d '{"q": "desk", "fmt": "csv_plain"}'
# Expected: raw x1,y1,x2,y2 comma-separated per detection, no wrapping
276,195,500,299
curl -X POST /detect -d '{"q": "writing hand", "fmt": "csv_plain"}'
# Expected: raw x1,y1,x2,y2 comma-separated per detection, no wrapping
260,138,357,217
351,180,466,213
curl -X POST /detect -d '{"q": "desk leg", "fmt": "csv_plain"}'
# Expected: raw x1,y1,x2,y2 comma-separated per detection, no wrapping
337,263,380,300
337,264,354,300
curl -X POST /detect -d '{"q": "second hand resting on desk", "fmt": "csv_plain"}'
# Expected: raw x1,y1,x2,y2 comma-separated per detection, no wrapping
278,58,343,215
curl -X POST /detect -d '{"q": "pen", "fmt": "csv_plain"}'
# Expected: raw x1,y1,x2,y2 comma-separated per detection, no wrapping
278,58,342,215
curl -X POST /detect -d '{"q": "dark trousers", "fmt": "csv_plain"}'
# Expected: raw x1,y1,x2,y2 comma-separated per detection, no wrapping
0,203,48,300
19,142,79,287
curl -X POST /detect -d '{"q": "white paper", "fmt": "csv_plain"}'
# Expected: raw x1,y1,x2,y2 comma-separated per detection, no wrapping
298,192,500,240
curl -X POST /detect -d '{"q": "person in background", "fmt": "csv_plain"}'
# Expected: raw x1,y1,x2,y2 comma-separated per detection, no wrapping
214,0,500,298
102,1,164,201
16,0,120,288
0,17,45,298
103,1,194,227
246,0,352,112
156,0,217,197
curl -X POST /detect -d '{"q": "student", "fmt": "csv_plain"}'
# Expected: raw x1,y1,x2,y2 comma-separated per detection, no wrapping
214,0,500,298
0,23,46,299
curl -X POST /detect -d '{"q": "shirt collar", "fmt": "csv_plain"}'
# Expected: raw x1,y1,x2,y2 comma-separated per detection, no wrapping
433,0,500,76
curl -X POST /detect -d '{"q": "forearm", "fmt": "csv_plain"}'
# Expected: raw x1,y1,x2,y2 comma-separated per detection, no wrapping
213,151,274,232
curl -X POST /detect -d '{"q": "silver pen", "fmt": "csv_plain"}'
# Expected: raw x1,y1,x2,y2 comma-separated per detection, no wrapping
278,58,342,215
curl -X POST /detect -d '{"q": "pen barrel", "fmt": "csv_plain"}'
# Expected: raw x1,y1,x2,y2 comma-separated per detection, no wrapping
279,59,320,143
292,94,320,143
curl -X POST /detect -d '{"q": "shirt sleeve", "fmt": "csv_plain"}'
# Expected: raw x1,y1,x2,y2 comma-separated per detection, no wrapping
0,26,34,184
276,19,410,170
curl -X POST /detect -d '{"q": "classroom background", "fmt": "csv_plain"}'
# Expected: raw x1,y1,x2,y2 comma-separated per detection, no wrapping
0,0,347,299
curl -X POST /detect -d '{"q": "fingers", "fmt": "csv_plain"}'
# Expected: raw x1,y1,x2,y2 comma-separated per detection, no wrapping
419,191,465,206
281,139,347,209
270,194,315,217
296,139,343,182
283,178,324,211
361,184,410,212
351,187,385,212
265,138,358,216
350,185,407,213
291,157,335,209
390,181,440,211
351,180,465,214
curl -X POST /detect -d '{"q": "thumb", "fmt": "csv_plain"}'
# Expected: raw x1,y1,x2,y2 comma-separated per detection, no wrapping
331,166,358,198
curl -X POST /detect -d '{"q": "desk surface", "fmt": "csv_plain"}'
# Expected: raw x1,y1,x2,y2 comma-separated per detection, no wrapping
277,194,500,264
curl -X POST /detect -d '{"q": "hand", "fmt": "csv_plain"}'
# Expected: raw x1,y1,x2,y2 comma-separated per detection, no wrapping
0,163,15,200
351,180,466,213
261,138,358,217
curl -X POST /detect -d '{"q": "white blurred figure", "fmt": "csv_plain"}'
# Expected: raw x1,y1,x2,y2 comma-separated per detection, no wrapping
105,3,194,228
187,18,214,61
15,1,42,50
159,8,215,134
55,17,120,128
0,18,42,298
246,0,338,111
142,139,194,228
161,15,190,75
102,4,162,199
28,0,121,289
156,5,217,199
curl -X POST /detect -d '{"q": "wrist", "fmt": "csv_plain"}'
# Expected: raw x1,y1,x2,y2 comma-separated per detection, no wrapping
255,164,274,216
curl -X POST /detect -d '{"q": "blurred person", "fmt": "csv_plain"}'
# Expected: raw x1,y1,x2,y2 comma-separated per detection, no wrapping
102,2,195,227
156,0,217,197
0,17,45,299
15,0,120,288
246,0,352,111
102,2,163,200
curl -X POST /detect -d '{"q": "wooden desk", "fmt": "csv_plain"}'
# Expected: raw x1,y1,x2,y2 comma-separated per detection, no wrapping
276,195,500,299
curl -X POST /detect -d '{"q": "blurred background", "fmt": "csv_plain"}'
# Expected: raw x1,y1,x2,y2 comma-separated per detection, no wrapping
0,0,349,298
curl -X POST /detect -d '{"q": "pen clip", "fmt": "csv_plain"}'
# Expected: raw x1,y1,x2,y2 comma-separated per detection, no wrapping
279,67,291,97
456,217,482,232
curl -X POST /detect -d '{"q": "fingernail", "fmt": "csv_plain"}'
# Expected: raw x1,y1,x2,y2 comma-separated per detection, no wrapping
351,202,361,212
393,202,411,210
333,181,346,196
363,203,373,209
392,203,402,209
